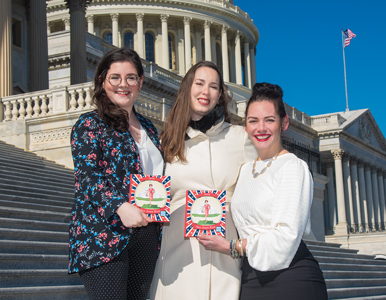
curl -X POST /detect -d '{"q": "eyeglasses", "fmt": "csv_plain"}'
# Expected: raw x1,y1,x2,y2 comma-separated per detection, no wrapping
107,74,140,87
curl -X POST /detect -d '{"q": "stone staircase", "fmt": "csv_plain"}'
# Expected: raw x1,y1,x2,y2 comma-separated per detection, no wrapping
0,141,386,299
0,141,87,300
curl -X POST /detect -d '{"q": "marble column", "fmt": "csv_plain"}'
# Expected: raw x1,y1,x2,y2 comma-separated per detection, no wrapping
204,20,212,61
160,14,169,69
244,39,251,88
66,0,88,85
342,156,355,231
350,159,363,232
47,22,52,35
111,13,119,47
184,17,192,72
221,25,229,82
332,149,348,235
250,46,256,85
229,41,235,83
0,0,12,99
63,17,71,31
195,25,202,63
235,31,242,85
136,13,145,58
372,169,381,230
86,14,95,34
357,162,369,231
364,164,375,231
377,171,386,230
326,161,337,231
177,21,185,75
30,0,49,91
210,30,217,65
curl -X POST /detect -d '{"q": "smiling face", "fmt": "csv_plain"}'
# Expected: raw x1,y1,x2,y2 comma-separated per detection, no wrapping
190,67,221,121
245,100,289,159
102,61,143,113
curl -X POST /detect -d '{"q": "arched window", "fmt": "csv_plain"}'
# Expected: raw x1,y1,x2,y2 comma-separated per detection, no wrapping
103,31,112,45
124,32,134,49
168,33,176,70
145,32,155,63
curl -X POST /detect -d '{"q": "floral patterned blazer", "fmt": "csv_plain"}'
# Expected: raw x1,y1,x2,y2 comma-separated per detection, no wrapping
68,110,164,274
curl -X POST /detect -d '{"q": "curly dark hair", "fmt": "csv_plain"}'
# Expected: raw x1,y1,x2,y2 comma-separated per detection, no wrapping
93,48,144,132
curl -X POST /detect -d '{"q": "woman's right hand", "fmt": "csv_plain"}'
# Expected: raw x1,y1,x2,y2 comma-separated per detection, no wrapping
116,202,153,228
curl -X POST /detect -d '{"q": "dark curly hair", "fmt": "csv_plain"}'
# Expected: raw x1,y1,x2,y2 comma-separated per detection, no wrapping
245,82,287,122
93,48,144,132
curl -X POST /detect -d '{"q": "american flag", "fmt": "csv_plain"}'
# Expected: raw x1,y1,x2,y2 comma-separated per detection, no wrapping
343,29,356,47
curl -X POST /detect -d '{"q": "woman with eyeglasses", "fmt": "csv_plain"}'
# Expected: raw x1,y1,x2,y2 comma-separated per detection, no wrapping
68,48,164,300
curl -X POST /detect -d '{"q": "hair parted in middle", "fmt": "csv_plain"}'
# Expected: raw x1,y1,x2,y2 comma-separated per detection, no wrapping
160,61,231,163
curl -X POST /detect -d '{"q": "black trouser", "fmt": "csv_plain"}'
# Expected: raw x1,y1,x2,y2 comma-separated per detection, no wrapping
79,223,158,300
239,240,328,300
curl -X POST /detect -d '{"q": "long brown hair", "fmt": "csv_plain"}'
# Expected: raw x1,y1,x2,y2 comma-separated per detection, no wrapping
161,61,231,163
93,48,144,132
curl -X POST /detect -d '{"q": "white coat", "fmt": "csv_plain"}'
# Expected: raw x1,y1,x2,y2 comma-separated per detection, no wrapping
150,119,257,300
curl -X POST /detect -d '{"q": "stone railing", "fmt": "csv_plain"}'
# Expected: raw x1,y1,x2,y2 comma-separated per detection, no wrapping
311,113,347,128
1,60,180,122
285,103,312,127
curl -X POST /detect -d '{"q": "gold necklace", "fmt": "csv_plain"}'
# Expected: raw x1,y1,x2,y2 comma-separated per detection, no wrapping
251,151,281,178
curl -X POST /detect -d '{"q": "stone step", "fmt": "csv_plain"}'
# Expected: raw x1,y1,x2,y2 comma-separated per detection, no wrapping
320,262,386,272
0,187,74,203
307,244,359,254
0,269,81,288
314,255,386,266
0,228,68,243
1,167,73,184
0,253,68,269
0,240,67,255
304,239,342,248
0,193,73,208
331,295,386,300
325,278,386,289
0,199,71,213
322,270,386,279
0,217,68,232
0,160,73,177
328,286,386,299
310,249,375,260
0,206,69,223
1,177,74,193
0,286,87,300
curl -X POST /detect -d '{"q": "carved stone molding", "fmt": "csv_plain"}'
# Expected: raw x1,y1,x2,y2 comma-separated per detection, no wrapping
65,0,90,13
86,14,95,23
62,17,70,26
160,14,169,23
183,16,192,25
203,20,212,29
31,128,71,144
135,13,144,21
331,149,344,160
110,13,119,22
222,25,229,33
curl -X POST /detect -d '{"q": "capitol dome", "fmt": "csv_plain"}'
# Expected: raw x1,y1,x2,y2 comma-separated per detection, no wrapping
46,0,259,89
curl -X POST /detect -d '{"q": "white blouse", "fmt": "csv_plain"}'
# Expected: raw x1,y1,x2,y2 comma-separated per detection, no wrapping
135,126,163,175
231,153,313,272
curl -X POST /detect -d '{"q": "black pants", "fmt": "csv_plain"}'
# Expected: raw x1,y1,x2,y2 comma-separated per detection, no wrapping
239,240,328,300
79,223,158,300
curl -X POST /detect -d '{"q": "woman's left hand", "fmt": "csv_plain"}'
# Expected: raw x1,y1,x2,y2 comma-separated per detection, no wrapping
196,235,230,255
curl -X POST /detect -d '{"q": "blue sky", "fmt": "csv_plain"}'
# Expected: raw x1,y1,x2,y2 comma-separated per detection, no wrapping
235,0,386,135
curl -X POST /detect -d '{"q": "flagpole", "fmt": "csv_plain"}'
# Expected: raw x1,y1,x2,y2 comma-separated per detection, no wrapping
341,28,349,111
